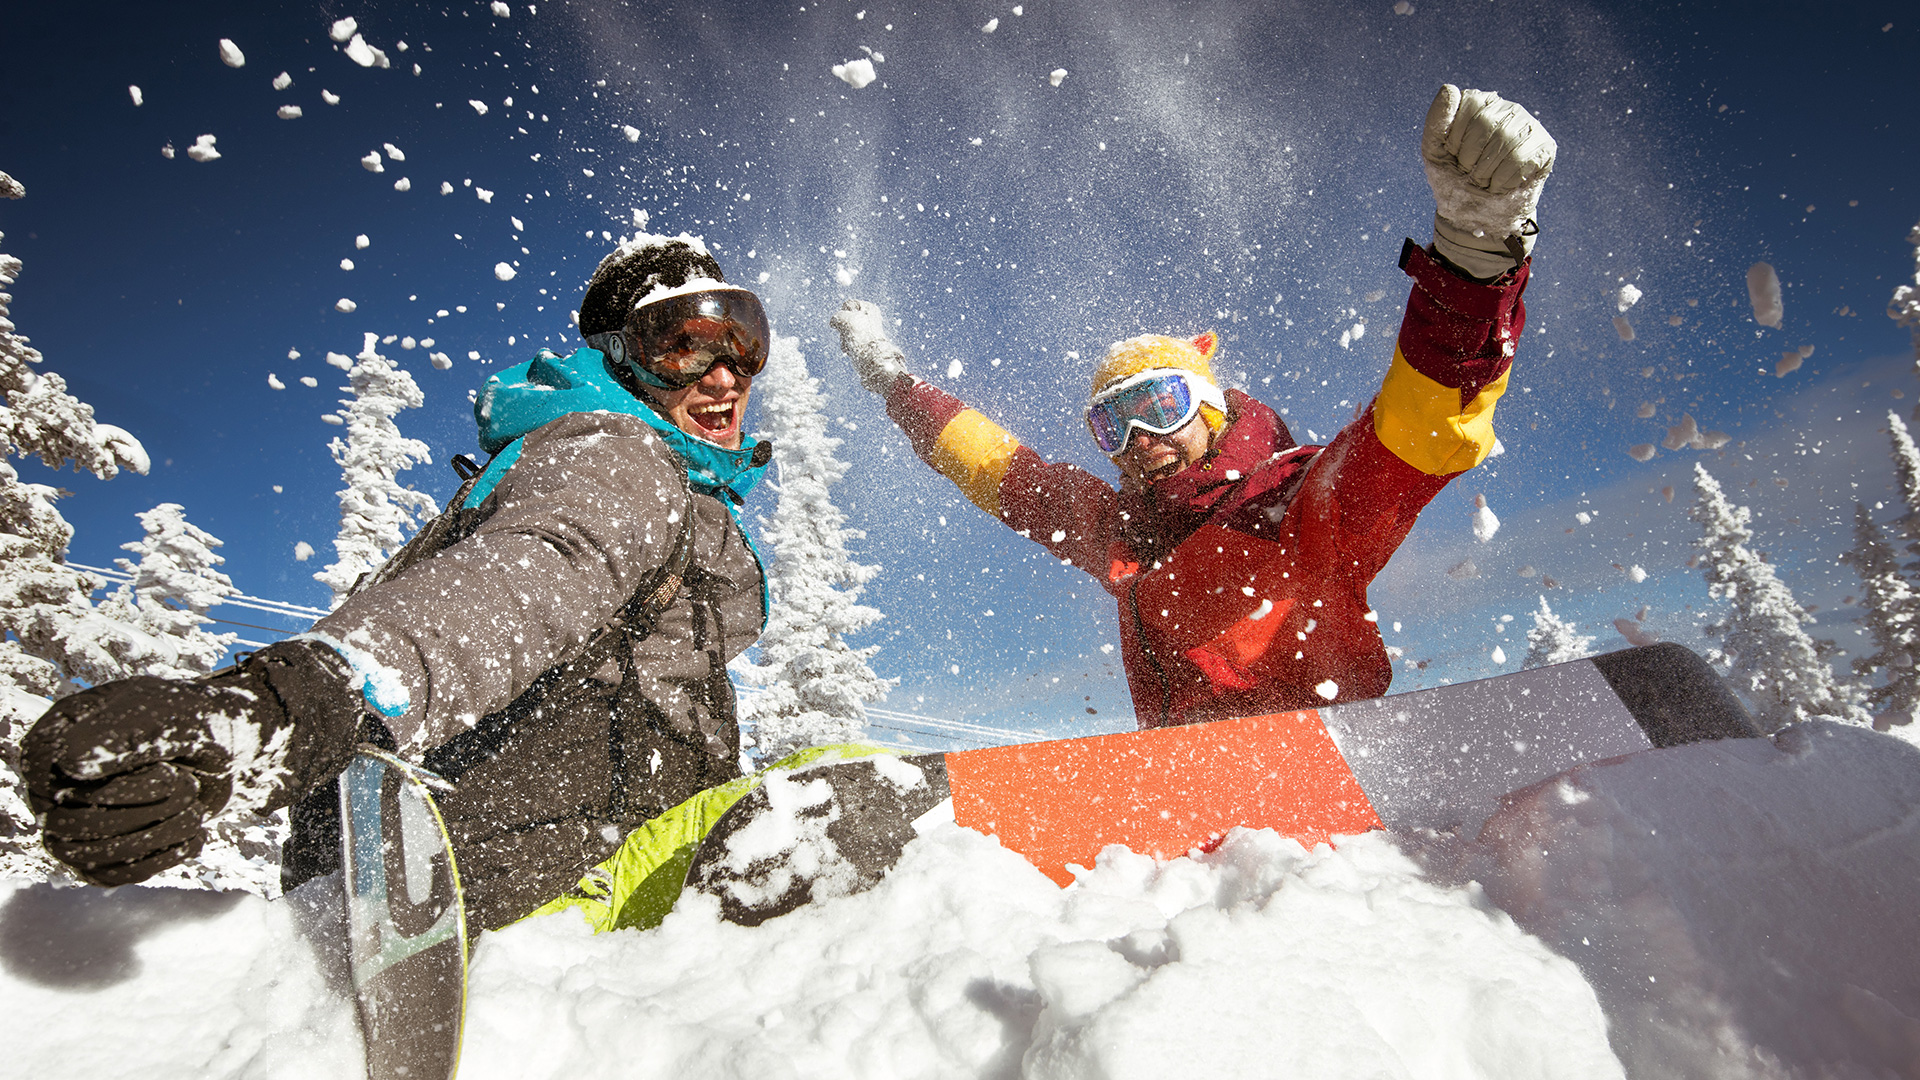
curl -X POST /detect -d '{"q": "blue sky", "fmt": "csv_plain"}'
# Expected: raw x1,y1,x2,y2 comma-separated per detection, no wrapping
3,0,1917,731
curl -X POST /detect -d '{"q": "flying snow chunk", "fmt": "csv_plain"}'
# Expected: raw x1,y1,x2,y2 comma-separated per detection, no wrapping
1471,493,1500,542
1628,443,1657,462
621,124,641,142
335,298,356,313
1747,262,1783,328
383,143,406,161
476,187,495,204
340,258,354,271
329,17,357,42
1394,0,1415,13
1447,558,1479,580
1613,315,1636,341
467,350,482,361
355,234,370,249
439,181,454,195
267,373,285,389
510,216,524,231
1614,617,1659,647
1314,679,1340,700
1629,565,1648,583
360,152,384,173
322,89,340,105
219,39,246,68
128,85,143,106
294,541,315,561
186,134,220,162
277,105,303,119
1615,283,1643,313
1049,69,1068,87
273,71,292,90
300,376,317,387
401,337,416,349
430,352,452,369
492,1,511,14
1636,401,1656,418
344,34,388,68
160,143,175,158
1775,345,1813,378
1364,289,1387,302
834,265,856,286
982,17,999,31
1491,645,1506,665
947,359,964,379
469,99,489,115
833,58,877,88
393,177,411,191
494,262,517,281
326,352,353,369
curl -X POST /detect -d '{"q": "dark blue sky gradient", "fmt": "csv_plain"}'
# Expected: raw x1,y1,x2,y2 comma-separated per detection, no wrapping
3,1,1916,727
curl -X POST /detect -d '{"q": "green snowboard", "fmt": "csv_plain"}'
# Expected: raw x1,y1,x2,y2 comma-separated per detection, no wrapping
340,747,469,1080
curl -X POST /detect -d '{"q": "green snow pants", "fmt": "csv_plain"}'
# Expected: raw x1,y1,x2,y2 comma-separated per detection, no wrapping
520,743,895,933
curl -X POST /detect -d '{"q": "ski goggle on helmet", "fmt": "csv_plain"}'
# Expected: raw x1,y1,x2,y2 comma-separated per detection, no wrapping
1085,368,1228,454
587,285,771,390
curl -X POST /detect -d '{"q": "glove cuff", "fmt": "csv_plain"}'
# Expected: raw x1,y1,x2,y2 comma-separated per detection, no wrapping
1433,212,1535,282
209,640,367,816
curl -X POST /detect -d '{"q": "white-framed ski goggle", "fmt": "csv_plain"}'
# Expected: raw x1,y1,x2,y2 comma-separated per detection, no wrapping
1085,369,1227,454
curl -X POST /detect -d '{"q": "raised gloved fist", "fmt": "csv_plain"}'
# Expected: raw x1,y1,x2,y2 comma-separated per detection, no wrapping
829,299,915,395
22,639,365,886
1421,84,1557,280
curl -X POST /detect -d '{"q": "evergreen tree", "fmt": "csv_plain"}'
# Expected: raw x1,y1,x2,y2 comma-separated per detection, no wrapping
1840,502,1920,732
0,172,150,879
1886,412,1920,553
314,332,436,606
1690,463,1869,731
1890,222,1920,365
736,335,895,757
97,503,240,679
1523,595,1594,668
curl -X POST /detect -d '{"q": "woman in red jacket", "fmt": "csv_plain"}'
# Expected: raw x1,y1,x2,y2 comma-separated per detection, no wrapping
831,85,1556,729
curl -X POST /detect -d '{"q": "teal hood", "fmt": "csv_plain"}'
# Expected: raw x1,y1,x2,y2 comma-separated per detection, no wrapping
468,347,771,508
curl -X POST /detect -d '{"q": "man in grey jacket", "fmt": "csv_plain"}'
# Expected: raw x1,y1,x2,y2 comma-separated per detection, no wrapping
23,235,774,929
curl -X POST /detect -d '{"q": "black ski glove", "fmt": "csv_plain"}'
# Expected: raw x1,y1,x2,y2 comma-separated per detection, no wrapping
22,640,368,886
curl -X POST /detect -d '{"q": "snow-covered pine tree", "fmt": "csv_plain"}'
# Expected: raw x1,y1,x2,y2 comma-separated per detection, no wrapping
1889,222,1920,365
95,503,240,679
314,332,437,607
0,171,151,879
735,335,896,757
1523,595,1594,668
1840,502,1920,735
1690,463,1869,731
1885,412,1920,553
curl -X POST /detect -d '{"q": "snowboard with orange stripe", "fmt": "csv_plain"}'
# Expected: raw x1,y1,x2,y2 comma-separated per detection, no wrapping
686,643,1757,925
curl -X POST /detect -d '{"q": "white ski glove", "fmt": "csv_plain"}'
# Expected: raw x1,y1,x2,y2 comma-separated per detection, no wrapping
830,299,915,395
1422,84,1557,280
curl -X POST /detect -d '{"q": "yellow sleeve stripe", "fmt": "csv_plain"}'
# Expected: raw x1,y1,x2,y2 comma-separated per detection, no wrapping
1371,346,1509,476
930,409,1022,517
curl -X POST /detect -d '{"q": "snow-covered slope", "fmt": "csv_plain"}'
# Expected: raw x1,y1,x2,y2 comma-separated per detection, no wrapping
2,722,1916,1079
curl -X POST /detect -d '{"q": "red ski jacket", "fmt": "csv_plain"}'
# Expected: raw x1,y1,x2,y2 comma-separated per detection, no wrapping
885,242,1530,727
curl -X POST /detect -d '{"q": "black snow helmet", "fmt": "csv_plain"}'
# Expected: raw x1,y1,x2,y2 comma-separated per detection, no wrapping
578,240,726,337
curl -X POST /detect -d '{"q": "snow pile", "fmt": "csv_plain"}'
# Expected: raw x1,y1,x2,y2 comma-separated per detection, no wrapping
7,720,1920,1077
1459,722,1920,1079
469,824,1621,1079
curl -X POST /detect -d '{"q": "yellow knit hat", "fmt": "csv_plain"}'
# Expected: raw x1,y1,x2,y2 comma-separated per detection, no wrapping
1090,331,1228,439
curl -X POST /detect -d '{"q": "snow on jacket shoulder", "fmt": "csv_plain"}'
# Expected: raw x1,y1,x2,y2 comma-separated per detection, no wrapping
885,243,1529,727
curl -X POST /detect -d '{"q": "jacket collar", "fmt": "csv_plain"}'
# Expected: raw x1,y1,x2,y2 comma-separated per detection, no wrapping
1118,389,1306,558
474,347,769,502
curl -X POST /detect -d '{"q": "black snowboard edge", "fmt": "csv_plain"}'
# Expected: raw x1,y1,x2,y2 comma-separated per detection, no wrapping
1589,643,1761,748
